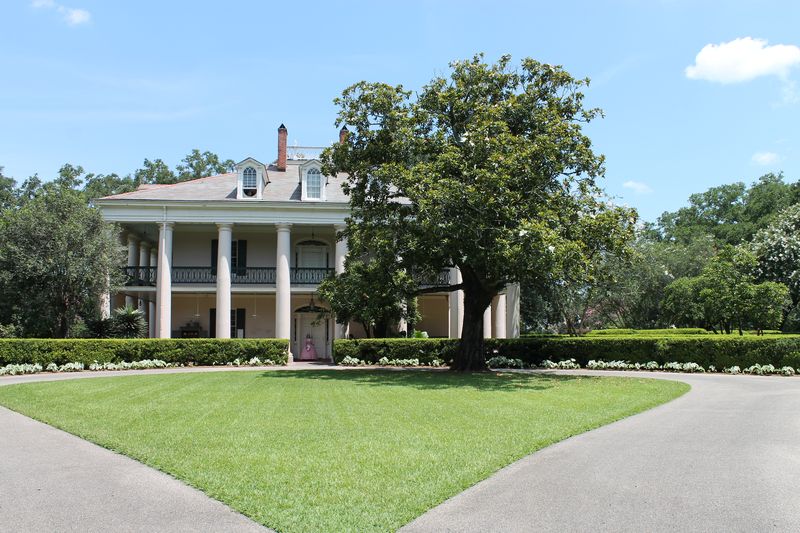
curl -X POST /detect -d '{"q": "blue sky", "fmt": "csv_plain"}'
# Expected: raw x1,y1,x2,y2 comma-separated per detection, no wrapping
2,0,799,221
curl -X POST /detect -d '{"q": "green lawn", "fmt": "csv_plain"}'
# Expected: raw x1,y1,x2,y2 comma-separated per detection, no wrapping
0,370,687,532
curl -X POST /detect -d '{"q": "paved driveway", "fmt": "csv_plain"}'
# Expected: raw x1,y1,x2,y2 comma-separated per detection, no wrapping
402,371,800,532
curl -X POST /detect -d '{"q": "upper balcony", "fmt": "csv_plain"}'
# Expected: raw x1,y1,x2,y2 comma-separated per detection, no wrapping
122,266,334,286
122,267,452,289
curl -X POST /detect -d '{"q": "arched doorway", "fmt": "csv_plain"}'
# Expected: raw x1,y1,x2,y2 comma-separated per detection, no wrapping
295,239,329,268
293,302,331,360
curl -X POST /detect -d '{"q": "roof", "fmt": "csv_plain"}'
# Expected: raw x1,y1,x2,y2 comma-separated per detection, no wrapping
97,160,350,203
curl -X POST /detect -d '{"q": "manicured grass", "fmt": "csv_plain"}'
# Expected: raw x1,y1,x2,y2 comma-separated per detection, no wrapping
0,370,687,532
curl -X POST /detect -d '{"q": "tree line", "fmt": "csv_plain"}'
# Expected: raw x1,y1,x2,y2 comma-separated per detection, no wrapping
522,173,800,334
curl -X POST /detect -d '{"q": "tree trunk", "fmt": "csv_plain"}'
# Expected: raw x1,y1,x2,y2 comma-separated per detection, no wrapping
452,271,495,371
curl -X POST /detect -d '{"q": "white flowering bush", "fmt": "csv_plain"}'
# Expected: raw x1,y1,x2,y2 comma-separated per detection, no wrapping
663,361,705,373
88,359,178,371
429,358,445,367
0,363,43,376
377,357,420,366
538,359,580,370
226,357,275,367
339,356,368,366
487,356,525,369
57,362,85,372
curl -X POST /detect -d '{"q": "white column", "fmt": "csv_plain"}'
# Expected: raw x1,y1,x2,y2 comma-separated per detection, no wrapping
483,304,492,339
138,243,150,314
149,247,157,338
506,283,521,338
126,234,139,308
215,223,233,339
156,222,173,338
493,294,507,339
276,223,292,360
448,267,463,338
334,223,349,339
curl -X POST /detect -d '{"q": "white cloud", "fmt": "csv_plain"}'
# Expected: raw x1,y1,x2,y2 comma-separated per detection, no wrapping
31,0,91,26
751,152,780,166
623,180,653,194
686,37,800,83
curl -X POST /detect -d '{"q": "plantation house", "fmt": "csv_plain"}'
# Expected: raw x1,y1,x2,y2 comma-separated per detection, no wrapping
95,125,520,360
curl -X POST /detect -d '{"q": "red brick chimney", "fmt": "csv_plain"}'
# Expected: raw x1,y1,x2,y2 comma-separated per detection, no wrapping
277,123,287,171
339,125,349,145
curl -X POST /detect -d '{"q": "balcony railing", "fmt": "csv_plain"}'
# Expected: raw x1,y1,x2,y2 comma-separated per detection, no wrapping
418,269,452,287
122,266,447,288
121,266,334,286
172,266,216,284
122,266,157,286
233,267,277,284
290,267,334,285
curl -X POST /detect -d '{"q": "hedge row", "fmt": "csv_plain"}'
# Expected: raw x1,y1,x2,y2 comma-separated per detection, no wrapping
585,328,710,336
333,336,800,369
0,339,290,367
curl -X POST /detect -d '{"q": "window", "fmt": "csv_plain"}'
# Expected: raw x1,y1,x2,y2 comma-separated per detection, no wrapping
242,167,257,197
306,168,322,199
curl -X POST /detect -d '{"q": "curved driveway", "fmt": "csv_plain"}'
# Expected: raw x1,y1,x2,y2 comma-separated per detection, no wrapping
3,367,799,532
403,370,800,532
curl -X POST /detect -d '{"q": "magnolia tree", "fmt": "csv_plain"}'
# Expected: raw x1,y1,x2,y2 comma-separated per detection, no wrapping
321,54,636,370
752,204,800,305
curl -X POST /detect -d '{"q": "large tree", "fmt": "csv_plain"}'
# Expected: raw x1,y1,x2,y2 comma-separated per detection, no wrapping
0,185,124,337
322,54,635,370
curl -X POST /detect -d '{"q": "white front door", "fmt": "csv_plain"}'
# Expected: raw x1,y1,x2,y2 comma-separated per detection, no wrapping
296,314,328,360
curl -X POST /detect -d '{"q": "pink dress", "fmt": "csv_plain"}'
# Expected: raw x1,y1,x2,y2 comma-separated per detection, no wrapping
302,336,318,360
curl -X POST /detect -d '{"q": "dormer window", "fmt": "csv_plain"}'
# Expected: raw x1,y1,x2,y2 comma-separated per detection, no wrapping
306,168,322,199
235,158,267,200
300,163,326,201
242,167,257,197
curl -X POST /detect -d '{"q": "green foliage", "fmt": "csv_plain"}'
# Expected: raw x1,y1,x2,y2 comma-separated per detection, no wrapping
317,257,419,338
323,53,635,369
0,186,124,337
586,328,710,336
0,338,289,367
334,335,800,370
663,246,791,333
175,149,235,183
109,306,148,338
333,338,456,364
657,173,799,245
134,158,176,184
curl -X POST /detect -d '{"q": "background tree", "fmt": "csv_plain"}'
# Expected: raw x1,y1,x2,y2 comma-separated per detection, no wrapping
134,158,176,184
322,54,635,369
175,150,235,183
0,186,124,337
0,166,16,210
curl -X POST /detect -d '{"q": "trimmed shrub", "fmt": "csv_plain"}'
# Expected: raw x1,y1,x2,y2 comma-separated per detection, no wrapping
586,328,710,336
0,338,290,367
333,338,457,365
334,335,800,370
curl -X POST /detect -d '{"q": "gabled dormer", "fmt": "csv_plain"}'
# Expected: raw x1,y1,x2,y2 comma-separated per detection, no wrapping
235,158,268,200
299,159,328,202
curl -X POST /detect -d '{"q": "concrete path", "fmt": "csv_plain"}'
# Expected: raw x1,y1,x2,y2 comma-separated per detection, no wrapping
402,370,800,533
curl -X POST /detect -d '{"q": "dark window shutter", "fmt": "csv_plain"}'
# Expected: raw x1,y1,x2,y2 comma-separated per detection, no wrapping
238,240,247,271
209,308,216,338
236,308,246,338
211,239,218,275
